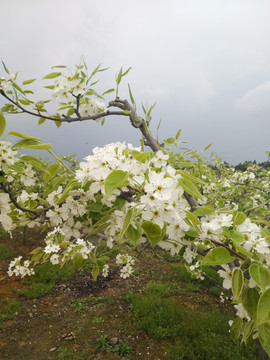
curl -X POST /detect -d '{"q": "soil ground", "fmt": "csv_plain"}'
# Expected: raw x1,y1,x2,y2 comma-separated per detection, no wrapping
0,228,255,360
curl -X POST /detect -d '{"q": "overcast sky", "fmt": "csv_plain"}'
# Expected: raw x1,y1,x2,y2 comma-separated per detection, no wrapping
1,0,269,165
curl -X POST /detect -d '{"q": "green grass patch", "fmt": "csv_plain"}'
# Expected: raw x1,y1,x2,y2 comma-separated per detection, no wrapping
24,262,75,284
0,243,13,260
126,280,260,360
18,282,55,299
0,298,22,322
18,262,76,299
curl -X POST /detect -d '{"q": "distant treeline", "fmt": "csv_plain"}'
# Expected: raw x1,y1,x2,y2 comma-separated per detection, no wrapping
234,160,270,171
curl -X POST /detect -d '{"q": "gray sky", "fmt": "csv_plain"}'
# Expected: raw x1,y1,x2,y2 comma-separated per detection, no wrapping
1,0,269,165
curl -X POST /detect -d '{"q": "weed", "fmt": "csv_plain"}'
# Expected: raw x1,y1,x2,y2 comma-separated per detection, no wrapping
49,346,93,360
145,280,170,297
92,316,104,324
24,262,75,284
0,243,13,260
127,293,184,339
0,299,22,322
94,334,112,352
71,298,91,313
113,342,133,356
18,283,54,298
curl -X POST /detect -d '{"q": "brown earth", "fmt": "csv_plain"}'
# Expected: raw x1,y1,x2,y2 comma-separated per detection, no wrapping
0,228,234,360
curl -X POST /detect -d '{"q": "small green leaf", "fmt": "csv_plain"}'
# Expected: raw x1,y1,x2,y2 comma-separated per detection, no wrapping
128,84,135,105
38,117,46,125
202,247,235,266
1,60,10,74
257,288,270,326
119,208,134,240
241,320,254,345
259,322,270,357
193,205,215,217
141,221,166,248
102,88,115,95
44,163,60,184
223,228,244,244
250,264,270,292
125,223,142,245
175,128,182,140
242,287,259,321
43,72,62,79
73,252,84,269
178,178,203,200
233,211,247,226
8,131,41,141
22,79,36,85
177,170,206,185
231,268,244,301
230,317,243,343
104,170,129,197
0,112,6,137
92,265,99,281
19,98,31,106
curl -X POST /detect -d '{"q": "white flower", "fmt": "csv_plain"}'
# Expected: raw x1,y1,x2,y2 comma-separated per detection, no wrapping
218,265,232,290
102,264,109,277
50,254,60,265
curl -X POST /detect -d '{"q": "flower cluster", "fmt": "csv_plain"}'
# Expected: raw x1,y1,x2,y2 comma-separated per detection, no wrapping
8,256,34,278
116,253,135,279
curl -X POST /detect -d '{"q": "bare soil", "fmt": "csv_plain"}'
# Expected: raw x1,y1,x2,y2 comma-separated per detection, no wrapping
0,228,233,360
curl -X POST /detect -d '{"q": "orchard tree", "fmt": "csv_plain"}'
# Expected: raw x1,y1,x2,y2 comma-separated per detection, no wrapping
0,60,270,359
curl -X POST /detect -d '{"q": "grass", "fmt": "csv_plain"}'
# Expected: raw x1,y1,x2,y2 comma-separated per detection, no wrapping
0,242,13,260
126,278,260,360
0,298,22,322
18,262,76,299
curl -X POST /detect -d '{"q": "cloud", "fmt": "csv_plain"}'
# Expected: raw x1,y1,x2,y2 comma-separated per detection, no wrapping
235,81,270,112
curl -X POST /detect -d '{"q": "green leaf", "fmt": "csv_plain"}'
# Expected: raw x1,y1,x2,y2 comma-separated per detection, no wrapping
104,170,129,197
8,131,41,141
119,208,134,240
1,60,10,74
201,247,235,265
102,88,115,96
131,150,151,163
128,84,135,105
18,99,31,106
54,120,62,128
141,221,166,248
38,117,46,125
175,128,182,140
184,210,201,227
44,163,60,184
223,228,244,244
12,82,25,94
204,143,212,151
43,72,62,79
22,143,52,150
125,223,143,245
92,265,99,281
230,317,243,343
178,178,203,200
177,170,206,185
259,322,270,357
257,288,270,326
164,137,175,145
73,252,84,269
233,211,247,226
242,287,260,321
0,112,6,137
56,179,77,204
231,268,244,301
22,79,36,85
241,320,254,345
249,264,270,292
193,205,215,217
